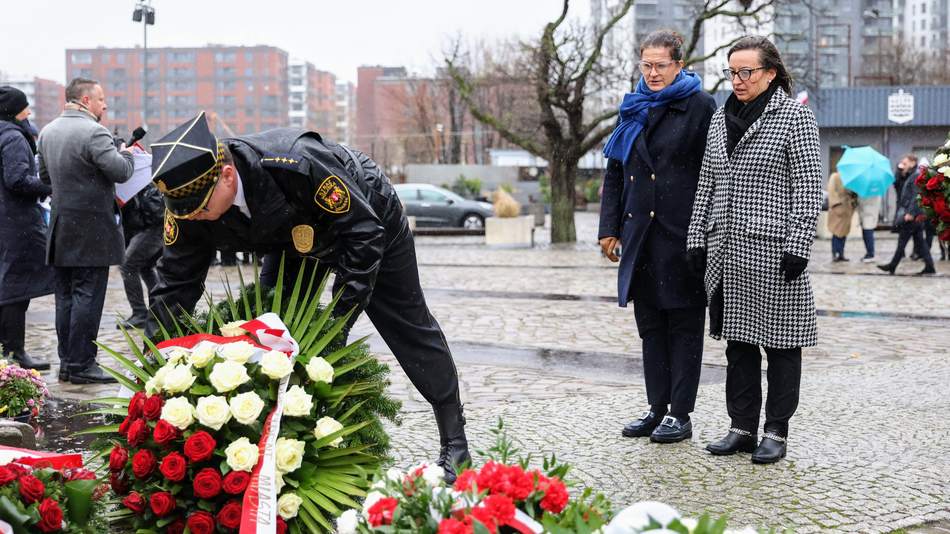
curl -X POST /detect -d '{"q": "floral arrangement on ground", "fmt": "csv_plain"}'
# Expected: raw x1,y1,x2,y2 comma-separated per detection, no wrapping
0,459,108,534
916,135,950,241
77,258,401,534
0,360,48,421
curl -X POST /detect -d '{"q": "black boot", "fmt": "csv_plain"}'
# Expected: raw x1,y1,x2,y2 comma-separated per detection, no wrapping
432,402,471,484
877,262,897,275
0,302,50,371
68,363,118,384
751,424,787,464
706,428,758,455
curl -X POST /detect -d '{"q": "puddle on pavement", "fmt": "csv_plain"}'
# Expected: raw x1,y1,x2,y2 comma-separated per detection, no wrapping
35,397,111,456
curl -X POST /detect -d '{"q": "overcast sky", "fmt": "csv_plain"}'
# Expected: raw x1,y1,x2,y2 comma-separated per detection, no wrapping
1,0,592,86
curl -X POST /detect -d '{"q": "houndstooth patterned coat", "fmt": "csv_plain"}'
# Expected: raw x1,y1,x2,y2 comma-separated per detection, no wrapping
687,89,822,348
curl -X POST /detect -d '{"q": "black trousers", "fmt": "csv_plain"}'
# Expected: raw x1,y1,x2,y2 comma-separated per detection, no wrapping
893,223,934,268
724,340,801,436
54,266,110,373
120,228,162,320
261,232,460,406
631,300,704,414
0,300,30,358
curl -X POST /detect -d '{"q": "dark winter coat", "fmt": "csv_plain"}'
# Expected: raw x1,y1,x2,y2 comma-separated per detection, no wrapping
121,183,164,237
894,169,925,230
0,119,55,306
599,91,717,309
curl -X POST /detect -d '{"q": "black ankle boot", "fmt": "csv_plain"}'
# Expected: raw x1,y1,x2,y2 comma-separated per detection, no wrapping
432,402,471,484
751,425,787,464
11,350,51,371
706,428,757,455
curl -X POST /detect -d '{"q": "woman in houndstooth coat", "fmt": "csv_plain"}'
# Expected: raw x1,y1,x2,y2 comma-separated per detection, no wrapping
685,36,822,464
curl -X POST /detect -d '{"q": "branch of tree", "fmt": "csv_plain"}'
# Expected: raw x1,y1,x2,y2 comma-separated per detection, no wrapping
571,1,633,84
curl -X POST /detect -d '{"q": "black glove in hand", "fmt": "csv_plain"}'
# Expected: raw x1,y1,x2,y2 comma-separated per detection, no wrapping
780,253,808,282
113,137,126,150
685,248,707,278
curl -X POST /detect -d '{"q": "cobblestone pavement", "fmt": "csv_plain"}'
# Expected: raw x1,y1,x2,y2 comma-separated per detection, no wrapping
22,212,950,533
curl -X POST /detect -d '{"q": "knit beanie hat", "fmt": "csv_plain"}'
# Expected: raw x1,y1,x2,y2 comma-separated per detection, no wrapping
0,86,29,121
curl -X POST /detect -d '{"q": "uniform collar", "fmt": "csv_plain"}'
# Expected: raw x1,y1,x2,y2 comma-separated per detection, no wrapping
232,169,251,218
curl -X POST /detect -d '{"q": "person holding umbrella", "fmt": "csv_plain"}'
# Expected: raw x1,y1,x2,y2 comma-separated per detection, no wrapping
826,169,856,262
835,146,896,263
878,156,936,275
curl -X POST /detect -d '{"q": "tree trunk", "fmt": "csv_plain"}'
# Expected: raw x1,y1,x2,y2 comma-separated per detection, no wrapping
549,158,577,243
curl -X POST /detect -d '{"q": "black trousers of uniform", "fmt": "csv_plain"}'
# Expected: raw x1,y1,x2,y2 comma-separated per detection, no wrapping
0,300,31,358
54,266,110,373
724,340,802,436
260,231,460,407
120,228,162,320
631,299,704,414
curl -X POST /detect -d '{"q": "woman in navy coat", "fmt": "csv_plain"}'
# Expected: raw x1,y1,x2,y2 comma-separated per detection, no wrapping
598,30,716,443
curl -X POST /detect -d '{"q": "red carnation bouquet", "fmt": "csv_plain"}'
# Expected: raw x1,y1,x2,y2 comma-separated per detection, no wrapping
336,421,612,534
916,140,950,241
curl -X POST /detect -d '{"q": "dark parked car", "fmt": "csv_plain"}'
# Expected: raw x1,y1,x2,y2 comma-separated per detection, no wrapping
394,184,494,228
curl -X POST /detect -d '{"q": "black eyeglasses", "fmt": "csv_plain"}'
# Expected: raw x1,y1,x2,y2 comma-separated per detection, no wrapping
722,67,767,81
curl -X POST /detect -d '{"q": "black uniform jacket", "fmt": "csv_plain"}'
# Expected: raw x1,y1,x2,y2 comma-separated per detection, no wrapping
598,91,716,309
149,128,405,329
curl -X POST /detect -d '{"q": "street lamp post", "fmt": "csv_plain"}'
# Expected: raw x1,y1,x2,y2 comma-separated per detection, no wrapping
133,1,155,131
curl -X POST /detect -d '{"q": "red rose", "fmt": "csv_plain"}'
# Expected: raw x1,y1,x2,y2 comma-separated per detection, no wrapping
367,497,399,527
123,492,147,514
938,173,947,185
127,419,150,447
109,446,129,471
143,394,165,421
916,215,928,223
167,517,186,534
150,491,177,517
917,173,930,187
36,498,64,533
184,431,216,463
927,176,941,190
110,471,131,495
217,499,242,529
922,194,934,207
193,468,223,499
0,466,16,486
539,477,569,513
438,517,474,534
276,517,288,534
153,419,182,445
934,198,948,214
132,449,158,479
942,212,950,223
159,452,187,482
222,471,250,494
187,511,216,534
66,469,97,481
118,415,133,436
19,474,45,505
129,391,147,419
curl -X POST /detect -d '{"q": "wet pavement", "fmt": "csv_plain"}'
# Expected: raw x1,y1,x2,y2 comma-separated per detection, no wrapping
21,212,950,533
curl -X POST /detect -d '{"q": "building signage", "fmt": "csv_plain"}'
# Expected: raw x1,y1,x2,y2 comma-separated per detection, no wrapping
887,89,914,124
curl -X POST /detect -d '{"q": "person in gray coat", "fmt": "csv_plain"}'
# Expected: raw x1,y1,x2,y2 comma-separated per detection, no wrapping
37,78,134,384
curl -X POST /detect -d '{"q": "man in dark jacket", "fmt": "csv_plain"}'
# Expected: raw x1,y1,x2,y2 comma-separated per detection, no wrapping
0,87,55,370
37,78,135,383
146,113,470,482
878,163,935,275
118,183,164,329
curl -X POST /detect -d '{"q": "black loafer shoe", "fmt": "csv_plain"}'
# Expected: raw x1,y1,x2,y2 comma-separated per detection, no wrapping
68,364,118,384
877,264,897,275
622,411,664,437
58,370,69,382
751,432,787,464
706,428,758,455
650,415,692,443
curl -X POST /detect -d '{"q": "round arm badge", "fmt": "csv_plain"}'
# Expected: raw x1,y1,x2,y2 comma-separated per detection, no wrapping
164,209,179,245
314,175,350,214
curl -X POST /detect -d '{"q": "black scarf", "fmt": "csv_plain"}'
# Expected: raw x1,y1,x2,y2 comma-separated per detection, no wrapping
723,83,778,157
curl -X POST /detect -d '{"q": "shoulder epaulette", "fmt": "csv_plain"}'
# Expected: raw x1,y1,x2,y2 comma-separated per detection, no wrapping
261,153,304,172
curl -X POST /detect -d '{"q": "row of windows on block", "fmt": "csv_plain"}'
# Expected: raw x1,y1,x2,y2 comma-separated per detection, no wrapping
101,81,277,93
70,51,274,65
75,67,275,79
106,95,282,106
108,108,283,120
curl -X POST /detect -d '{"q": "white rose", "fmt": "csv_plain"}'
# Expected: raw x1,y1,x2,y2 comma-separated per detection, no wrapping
261,350,294,380
337,509,359,534
305,357,334,384
166,349,189,365
282,385,313,417
385,468,404,482
162,364,197,394
189,345,217,368
145,364,174,395
313,416,344,447
277,493,303,520
220,321,247,337
209,360,251,393
679,518,698,533
939,166,950,175
229,391,265,425
275,472,285,492
934,153,949,165
219,341,255,363
362,491,385,519
224,437,260,472
195,395,232,431
420,464,444,486
275,437,306,474
160,397,196,430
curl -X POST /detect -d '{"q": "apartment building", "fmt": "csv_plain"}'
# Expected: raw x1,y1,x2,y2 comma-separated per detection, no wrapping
288,58,337,134
0,76,65,131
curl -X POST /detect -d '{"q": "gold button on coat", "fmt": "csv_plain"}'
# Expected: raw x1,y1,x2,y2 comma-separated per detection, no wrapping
651,174,656,180
650,211,655,217
630,176,634,181
628,213,633,218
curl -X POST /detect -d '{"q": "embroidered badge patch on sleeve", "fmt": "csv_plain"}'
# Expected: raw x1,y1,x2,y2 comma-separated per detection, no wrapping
164,209,179,245
314,175,351,214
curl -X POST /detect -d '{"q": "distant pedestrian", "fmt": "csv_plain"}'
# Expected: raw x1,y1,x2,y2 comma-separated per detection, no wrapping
599,30,716,444
687,36,822,464
0,87,55,370
826,170,856,262
117,182,163,329
37,78,135,384
855,194,882,262
877,164,935,276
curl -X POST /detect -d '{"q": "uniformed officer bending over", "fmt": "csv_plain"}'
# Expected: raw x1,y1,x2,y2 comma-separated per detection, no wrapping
146,113,470,481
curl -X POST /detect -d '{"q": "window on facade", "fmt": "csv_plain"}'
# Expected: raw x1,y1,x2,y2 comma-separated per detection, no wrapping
216,81,237,90
145,96,161,106
110,82,127,91
146,82,161,92
215,67,237,77
146,52,159,63
245,52,254,62
245,108,256,118
264,53,269,61
111,96,127,107
245,81,254,91
215,52,237,63
71,53,92,64
260,95,279,105
167,52,195,62
117,53,125,64
291,77,303,86
146,68,160,78
219,109,237,118
264,68,269,76
264,82,270,91
106,69,126,78
110,109,127,119
73,69,93,78
216,95,237,104
923,19,927,29
922,35,926,45
168,95,196,105
146,109,161,119
244,123,256,133
168,68,195,78
245,67,254,76
102,53,111,63
167,81,195,91
168,108,195,119
922,2,927,12
292,104,304,111
260,108,279,118
245,95,255,104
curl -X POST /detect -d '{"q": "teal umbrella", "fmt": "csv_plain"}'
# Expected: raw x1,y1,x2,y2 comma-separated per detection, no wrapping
836,145,895,198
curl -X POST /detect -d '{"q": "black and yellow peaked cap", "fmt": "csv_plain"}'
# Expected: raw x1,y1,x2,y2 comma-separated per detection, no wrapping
150,112,225,219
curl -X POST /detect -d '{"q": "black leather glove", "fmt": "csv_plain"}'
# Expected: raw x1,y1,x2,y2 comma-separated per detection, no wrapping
113,137,126,150
780,253,808,282
685,248,707,278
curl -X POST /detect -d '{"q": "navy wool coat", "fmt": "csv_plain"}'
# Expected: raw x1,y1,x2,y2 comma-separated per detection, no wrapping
599,91,716,309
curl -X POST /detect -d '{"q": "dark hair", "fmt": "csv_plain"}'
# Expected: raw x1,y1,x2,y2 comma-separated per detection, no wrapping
221,143,233,166
727,36,793,96
640,30,684,62
902,154,918,164
65,77,100,102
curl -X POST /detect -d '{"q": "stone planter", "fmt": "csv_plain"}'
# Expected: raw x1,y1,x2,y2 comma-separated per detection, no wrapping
486,216,535,247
